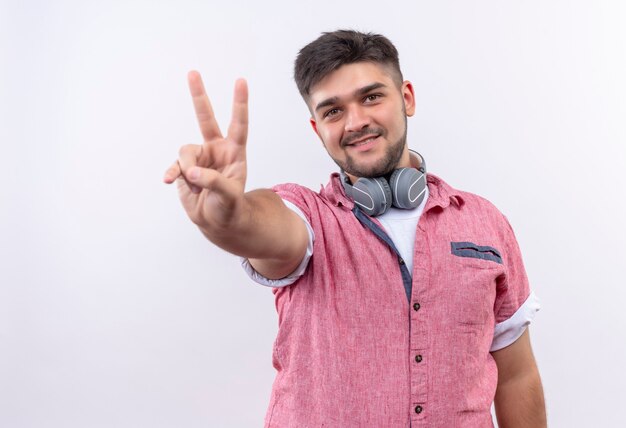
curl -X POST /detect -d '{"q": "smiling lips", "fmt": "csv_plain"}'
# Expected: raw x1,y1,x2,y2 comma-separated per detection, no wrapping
345,134,380,151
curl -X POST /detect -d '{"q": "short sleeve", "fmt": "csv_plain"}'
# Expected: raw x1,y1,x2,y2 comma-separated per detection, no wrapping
240,196,315,288
490,216,540,351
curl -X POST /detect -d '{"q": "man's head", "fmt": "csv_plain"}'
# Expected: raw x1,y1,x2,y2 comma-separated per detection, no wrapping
294,30,415,181
294,30,403,101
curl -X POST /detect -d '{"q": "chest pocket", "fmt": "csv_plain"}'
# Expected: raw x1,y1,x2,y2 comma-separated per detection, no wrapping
451,241,503,264
448,241,504,325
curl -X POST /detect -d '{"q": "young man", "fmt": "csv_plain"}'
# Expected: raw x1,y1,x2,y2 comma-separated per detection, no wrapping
164,30,546,427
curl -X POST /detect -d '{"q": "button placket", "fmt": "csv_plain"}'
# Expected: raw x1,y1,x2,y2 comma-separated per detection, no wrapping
410,223,430,420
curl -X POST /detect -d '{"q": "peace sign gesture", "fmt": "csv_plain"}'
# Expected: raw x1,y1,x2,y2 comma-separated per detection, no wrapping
164,71,249,230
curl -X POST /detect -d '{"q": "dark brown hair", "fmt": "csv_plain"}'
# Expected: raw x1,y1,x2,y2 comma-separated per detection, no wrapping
294,30,403,100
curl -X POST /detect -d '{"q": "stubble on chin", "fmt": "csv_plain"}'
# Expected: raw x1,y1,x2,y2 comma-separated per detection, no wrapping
339,135,406,178
338,109,408,178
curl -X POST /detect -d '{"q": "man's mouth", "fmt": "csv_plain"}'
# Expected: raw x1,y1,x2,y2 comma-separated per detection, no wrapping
352,136,378,146
344,134,380,147
345,134,380,152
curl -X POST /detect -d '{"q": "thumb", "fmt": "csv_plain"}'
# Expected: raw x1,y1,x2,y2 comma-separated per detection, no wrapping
187,166,236,195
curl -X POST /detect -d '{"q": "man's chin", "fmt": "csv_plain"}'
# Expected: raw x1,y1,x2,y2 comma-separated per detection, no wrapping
344,164,396,179
343,147,405,178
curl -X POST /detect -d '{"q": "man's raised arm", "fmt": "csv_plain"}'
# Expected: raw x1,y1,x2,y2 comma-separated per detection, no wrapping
163,71,309,280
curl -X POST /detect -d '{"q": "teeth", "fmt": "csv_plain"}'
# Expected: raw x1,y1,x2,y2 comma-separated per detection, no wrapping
354,137,376,146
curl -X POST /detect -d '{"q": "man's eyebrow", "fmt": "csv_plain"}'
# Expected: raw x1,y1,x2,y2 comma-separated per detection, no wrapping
314,96,339,114
355,82,386,97
314,82,388,114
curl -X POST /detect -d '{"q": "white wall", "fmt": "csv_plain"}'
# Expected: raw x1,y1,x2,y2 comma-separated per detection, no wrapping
1,0,625,426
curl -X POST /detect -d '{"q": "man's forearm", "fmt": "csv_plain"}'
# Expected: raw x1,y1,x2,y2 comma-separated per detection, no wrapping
494,368,546,428
199,188,309,278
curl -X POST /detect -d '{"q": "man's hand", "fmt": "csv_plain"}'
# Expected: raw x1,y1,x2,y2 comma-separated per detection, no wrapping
163,71,249,232
164,71,309,279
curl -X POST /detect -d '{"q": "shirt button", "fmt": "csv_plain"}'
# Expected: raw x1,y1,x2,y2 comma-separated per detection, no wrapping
413,302,421,311
415,405,423,414
415,355,423,363
399,257,405,265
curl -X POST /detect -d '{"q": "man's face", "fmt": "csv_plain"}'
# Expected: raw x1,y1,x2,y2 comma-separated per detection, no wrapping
308,62,416,180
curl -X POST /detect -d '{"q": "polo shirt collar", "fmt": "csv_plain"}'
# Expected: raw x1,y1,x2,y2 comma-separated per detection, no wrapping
422,173,465,211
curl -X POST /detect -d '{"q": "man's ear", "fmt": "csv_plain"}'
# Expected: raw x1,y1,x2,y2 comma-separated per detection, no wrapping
402,81,416,117
310,117,320,138
309,117,328,148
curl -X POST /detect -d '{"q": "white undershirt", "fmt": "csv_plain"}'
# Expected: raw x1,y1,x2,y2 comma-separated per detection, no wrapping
376,186,429,275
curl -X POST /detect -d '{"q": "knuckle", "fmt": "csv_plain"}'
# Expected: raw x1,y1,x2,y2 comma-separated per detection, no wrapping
178,144,197,157
196,112,214,122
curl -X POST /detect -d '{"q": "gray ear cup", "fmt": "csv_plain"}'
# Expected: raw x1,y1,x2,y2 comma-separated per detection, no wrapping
389,167,427,209
339,151,427,216
352,177,392,216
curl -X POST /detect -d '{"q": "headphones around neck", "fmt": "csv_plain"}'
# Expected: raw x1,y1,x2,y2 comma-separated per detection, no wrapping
341,150,427,217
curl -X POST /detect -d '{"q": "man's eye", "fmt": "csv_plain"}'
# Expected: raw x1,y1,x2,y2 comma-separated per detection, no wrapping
364,94,380,103
325,108,340,118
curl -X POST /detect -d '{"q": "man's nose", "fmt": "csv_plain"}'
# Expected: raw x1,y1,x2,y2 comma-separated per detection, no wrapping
344,105,370,132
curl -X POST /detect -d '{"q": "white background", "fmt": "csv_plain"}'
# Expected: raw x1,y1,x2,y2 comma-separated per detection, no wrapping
1,0,625,426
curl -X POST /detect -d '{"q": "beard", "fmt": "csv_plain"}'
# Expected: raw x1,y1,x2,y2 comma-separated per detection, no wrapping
329,118,408,179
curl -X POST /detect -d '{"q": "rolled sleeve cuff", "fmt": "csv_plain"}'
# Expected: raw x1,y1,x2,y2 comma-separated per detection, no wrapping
240,200,314,288
490,291,541,352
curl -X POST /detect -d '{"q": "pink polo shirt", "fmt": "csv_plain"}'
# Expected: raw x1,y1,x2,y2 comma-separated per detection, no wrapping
260,173,537,427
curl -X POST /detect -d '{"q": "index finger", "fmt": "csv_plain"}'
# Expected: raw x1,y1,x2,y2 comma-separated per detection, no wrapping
188,70,223,141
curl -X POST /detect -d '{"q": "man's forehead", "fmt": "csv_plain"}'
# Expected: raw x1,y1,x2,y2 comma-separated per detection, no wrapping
308,62,396,104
